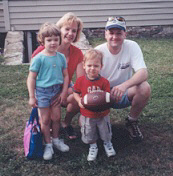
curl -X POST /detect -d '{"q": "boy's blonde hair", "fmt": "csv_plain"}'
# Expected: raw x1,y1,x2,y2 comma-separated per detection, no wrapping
83,49,103,65
37,22,61,45
56,12,83,43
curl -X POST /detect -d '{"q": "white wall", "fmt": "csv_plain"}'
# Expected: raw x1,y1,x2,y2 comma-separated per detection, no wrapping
1,0,173,32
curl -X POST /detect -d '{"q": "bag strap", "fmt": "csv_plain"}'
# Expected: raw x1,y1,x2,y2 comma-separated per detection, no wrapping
29,107,39,125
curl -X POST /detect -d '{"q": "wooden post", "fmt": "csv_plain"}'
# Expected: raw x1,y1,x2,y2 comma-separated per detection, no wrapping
3,0,10,31
27,31,32,62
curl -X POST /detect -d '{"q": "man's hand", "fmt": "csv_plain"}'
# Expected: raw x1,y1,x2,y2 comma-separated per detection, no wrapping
111,83,127,102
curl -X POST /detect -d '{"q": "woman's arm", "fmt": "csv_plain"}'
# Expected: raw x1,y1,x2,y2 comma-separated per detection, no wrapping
76,62,85,79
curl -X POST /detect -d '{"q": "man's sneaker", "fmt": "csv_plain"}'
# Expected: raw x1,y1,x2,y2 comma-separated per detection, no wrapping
125,118,143,143
87,146,98,161
52,138,69,152
104,141,116,157
43,144,54,160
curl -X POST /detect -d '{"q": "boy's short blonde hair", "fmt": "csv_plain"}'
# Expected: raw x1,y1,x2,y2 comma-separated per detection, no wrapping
37,22,61,45
56,12,83,43
83,49,103,65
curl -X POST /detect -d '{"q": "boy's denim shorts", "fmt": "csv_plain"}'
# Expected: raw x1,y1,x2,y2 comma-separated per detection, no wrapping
36,84,61,108
111,91,132,109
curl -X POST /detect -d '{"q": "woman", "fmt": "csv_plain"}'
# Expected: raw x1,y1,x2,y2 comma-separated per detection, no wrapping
32,12,85,139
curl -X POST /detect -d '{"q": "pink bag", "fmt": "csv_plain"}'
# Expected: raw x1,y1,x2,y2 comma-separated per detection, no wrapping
24,108,43,159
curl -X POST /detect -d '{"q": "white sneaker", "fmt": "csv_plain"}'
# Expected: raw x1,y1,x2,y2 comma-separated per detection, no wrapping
43,144,54,160
87,146,98,161
52,138,69,152
104,141,116,157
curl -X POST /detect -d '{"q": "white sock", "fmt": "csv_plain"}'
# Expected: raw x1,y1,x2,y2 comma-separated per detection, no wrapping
52,138,60,142
90,143,97,148
45,143,52,147
128,115,137,121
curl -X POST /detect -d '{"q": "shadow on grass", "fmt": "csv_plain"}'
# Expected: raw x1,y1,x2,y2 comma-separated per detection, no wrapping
111,124,131,152
59,123,132,159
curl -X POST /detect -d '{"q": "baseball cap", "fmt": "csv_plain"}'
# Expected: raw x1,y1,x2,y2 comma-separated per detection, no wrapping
105,16,126,31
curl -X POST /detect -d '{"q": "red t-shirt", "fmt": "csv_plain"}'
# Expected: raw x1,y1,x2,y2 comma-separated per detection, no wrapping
31,45,83,83
73,75,110,118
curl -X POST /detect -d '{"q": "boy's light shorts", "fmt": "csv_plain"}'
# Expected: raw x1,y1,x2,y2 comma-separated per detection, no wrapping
79,115,112,144
111,91,132,109
36,84,61,108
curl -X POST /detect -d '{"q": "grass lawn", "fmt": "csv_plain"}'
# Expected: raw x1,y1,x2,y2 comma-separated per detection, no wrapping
0,38,173,176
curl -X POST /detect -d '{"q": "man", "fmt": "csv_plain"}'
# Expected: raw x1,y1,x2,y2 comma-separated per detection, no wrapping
95,16,151,143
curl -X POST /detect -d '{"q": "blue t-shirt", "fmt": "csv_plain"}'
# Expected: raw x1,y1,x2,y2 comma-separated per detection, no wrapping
29,52,67,88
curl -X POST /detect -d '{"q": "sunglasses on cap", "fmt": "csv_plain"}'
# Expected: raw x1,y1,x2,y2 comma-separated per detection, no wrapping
107,16,126,23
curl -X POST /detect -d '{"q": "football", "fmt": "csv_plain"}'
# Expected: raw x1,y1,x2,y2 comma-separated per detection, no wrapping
81,91,115,112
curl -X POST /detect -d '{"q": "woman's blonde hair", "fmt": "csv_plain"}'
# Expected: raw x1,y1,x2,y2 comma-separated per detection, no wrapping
37,22,61,45
83,49,103,65
56,12,83,43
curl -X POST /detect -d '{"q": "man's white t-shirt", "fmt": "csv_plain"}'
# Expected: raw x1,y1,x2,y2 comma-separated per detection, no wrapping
95,39,147,88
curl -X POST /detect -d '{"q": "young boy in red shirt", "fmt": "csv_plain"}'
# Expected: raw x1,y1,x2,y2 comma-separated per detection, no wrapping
73,49,116,161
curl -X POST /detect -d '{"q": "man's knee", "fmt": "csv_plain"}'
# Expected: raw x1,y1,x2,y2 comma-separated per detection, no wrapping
138,81,151,99
128,81,151,102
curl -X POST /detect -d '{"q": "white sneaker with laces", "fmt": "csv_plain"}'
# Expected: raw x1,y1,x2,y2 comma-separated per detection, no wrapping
52,138,69,152
43,143,54,160
104,141,116,157
87,146,98,161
